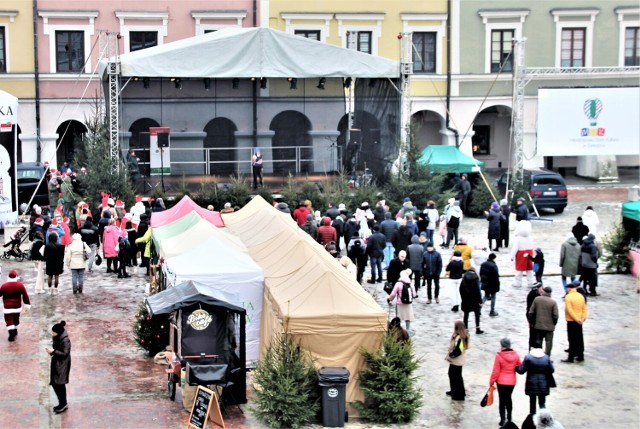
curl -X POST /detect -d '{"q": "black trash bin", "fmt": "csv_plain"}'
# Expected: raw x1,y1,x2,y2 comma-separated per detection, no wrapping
318,367,350,427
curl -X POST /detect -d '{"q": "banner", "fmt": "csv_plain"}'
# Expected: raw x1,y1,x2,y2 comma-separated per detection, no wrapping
149,127,171,175
0,89,18,222
536,87,640,156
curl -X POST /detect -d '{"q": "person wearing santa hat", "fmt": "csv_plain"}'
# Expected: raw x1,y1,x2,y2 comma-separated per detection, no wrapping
129,196,145,229
0,270,31,341
30,217,45,242
60,217,72,247
46,218,64,245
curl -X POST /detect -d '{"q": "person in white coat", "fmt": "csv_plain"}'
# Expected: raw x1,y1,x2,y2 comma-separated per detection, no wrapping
64,233,89,294
581,206,599,237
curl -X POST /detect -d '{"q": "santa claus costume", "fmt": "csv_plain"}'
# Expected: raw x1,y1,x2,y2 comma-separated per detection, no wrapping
0,270,31,341
510,221,535,288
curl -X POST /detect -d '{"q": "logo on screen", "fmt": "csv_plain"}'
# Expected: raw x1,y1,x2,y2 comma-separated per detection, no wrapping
580,98,605,137
187,309,213,330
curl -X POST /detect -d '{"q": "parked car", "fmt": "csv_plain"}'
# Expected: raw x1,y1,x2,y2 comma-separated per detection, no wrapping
17,162,50,208
495,168,568,213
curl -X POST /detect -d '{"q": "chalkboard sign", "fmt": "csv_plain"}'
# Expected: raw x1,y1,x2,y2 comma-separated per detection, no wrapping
188,386,214,429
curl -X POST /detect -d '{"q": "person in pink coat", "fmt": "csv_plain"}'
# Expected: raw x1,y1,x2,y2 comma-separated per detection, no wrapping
489,337,522,426
102,218,124,274
386,268,417,335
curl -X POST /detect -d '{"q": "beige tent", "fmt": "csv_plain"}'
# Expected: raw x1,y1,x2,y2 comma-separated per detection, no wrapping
222,196,387,408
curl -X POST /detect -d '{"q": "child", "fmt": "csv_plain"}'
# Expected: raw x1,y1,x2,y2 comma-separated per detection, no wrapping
438,214,448,248
528,248,545,283
117,236,131,278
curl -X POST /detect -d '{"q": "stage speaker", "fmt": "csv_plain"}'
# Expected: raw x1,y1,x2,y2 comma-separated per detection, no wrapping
158,132,170,148
349,129,361,145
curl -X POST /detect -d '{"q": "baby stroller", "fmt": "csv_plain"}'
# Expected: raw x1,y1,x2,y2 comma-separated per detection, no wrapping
2,226,29,261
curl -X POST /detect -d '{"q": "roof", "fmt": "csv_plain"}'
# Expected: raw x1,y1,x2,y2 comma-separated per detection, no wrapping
145,280,246,315
100,27,399,79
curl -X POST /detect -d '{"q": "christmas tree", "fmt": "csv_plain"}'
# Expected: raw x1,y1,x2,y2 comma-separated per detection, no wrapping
354,332,422,423
132,301,170,356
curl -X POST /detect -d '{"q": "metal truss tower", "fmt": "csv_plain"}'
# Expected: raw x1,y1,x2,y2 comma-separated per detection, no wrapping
398,32,413,176
99,31,121,174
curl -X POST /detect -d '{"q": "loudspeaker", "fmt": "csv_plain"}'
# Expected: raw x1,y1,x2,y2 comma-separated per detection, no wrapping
157,132,170,148
349,129,361,145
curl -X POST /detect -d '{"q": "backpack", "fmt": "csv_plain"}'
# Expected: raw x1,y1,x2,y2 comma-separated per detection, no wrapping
400,282,413,304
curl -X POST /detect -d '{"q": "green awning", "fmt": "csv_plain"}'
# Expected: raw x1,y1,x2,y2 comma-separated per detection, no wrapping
623,201,640,222
417,145,485,174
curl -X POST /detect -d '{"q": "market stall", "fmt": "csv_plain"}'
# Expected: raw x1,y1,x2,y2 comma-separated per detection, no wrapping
146,280,247,405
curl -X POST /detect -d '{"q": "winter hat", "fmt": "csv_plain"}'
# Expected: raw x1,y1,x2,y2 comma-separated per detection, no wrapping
491,202,499,210
51,218,58,226
63,217,70,224
543,286,553,294
34,217,44,226
453,250,462,257
384,212,391,219
420,231,427,237
8,270,18,279
206,205,214,211
577,216,583,221
426,241,434,248
448,197,455,205
224,202,231,208
115,199,124,208
35,206,42,214
361,202,369,208
488,253,497,260
569,279,581,288
107,198,115,206
338,203,346,211
306,214,313,221
500,337,511,348
500,199,508,206
52,320,66,335
458,237,467,244
588,233,596,240
403,197,411,203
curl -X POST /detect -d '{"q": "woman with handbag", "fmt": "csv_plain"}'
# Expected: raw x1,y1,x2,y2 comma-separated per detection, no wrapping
64,233,88,294
445,320,469,401
516,344,555,416
489,338,522,426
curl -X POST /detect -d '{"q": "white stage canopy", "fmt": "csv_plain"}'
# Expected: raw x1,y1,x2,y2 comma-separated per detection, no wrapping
100,27,399,79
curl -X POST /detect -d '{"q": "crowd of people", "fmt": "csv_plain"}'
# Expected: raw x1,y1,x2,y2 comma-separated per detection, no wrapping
281,195,600,428
0,180,602,423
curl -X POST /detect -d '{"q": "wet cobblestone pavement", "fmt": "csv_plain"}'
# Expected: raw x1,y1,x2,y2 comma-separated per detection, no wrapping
0,189,638,428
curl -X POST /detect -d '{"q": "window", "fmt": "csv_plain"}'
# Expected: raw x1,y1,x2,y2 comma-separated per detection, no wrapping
478,10,528,74
472,125,490,155
491,30,514,72
130,31,157,52
561,28,585,67
347,31,371,54
625,27,640,66
56,31,84,72
294,30,320,41
0,27,5,73
413,32,436,73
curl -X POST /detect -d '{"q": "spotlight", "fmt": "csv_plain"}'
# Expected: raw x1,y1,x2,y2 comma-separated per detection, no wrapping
260,77,267,89
289,77,297,90
343,77,352,88
204,78,211,90
232,78,240,89
316,77,326,90
174,78,182,89
143,77,150,89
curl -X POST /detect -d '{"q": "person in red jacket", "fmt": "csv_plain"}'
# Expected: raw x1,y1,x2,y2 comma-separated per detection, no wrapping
0,270,31,341
292,201,310,227
489,337,522,426
317,216,337,247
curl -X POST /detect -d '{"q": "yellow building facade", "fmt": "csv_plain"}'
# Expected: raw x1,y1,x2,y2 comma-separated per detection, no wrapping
0,1,35,98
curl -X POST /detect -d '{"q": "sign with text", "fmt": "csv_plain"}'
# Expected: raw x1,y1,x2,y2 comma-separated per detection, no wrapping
188,385,224,429
536,87,640,156
149,127,171,175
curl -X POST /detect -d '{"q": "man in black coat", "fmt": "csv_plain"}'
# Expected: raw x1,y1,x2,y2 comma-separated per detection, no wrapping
422,242,443,304
571,217,589,245
515,197,530,221
366,225,387,284
391,223,413,257
459,268,484,334
324,202,340,220
480,253,500,317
